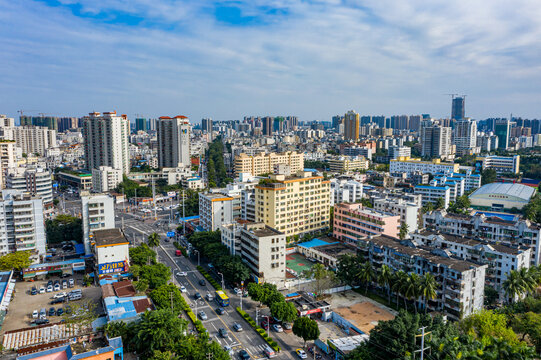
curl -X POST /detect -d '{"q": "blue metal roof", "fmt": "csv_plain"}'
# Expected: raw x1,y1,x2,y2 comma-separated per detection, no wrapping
26,258,84,269
298,238,338,248
415,185,449,190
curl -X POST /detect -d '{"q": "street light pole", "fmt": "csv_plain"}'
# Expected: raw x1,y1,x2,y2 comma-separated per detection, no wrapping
218,272,225,290
194,249,200,266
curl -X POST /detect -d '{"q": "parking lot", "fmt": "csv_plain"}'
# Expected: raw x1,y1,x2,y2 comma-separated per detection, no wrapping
1,274,102,334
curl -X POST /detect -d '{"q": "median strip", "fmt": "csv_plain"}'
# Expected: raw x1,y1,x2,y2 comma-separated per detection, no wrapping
196,266,222,290
236,307,281,352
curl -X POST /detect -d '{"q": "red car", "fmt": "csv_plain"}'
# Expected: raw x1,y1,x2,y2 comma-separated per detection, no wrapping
261,321,269,330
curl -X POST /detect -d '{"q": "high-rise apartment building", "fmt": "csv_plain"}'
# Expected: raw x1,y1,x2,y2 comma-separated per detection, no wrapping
262,116,273,136
421,124,452,158
6,167,53,212
0,115,15,128
57,117,78,132
201,118,213,133
19,116,58,130
494,118,510,149
0,189,45,263
1,126,56,156
344,110,360,141
453,119,477,156
0,141,16,189
255,171,330,237
234,151,304,177
81,194,115,254
332,115,343,131
451,96,465,120
135,118,147,133
156,116,191,168
82,112,130,174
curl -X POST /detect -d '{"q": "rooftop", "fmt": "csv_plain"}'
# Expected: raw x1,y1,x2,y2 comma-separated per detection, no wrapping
469,182,536,201
94,228,128,247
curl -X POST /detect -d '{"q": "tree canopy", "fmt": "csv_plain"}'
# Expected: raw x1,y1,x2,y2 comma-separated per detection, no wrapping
130,244,157,266
0,251,31,271
45,214,83,244
293,317,320,346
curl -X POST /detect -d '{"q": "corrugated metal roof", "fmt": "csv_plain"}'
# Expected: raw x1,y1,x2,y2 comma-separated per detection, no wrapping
470,182,535,201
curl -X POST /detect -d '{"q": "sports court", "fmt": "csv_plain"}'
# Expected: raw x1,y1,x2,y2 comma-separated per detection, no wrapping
286,252,316,275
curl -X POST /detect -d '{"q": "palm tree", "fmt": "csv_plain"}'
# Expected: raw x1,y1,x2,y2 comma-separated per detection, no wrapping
402,273,421,312
147,232,160,248
503,270,524,303
392,270,408,308
419,273,437,313
359,262,375,294
519,267,537,296
378,265,393,303
398,223,409,241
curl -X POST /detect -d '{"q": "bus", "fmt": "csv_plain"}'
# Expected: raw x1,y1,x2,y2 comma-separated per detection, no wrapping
215,290,230,307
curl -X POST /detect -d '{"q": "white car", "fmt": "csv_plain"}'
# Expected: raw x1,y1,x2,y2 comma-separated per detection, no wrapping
46,285,53,293
175,271,187,277
224,345,234,356
39,287,45,294
53,292,67,299
180,285,187,293
32,310,38,319
272,324,283,332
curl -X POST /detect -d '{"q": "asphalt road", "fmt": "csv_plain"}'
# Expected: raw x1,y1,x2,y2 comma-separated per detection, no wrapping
117,213,303,360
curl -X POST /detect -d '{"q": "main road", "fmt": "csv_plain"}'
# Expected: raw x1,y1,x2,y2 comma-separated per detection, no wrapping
116,210,300,360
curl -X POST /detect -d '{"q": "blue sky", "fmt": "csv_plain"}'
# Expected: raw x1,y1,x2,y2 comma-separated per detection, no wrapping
1,0,540,123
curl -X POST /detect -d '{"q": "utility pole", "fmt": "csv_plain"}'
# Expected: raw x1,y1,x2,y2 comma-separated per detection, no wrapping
414,326,431,360
152,177,157,221
182,189,186,235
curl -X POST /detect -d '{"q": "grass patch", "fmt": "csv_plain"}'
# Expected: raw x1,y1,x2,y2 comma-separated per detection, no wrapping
236,307,281,352
354,288,402,312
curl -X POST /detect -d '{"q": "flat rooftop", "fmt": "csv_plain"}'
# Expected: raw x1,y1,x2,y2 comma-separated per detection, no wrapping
94,228,127,247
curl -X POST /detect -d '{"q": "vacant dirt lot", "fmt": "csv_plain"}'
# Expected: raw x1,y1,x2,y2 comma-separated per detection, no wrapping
1,275,102,335
334,302,395,334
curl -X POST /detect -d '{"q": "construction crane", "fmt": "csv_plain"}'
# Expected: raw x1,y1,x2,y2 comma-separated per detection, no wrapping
17,110,38,117
443,93,458,99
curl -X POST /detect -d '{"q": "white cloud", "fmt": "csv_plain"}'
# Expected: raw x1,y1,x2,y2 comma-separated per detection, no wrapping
0,0,540,121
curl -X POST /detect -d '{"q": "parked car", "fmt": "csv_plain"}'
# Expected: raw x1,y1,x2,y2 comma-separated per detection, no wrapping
48,307,56,316
194,292,202,300
56,308,64,316
272,324,283,332
51,298,65,305
233,323,243,332
39,287,45,294
46,285,53,293
180,285,187,293
238,350,251,360
53,283,60,291
53,292,67,299
261,321,269,330
68,293,82,301
32,310,38,319
68,278,74,287
199,279,206,286
283,322,293,330
216,307,225,315
34,319,49,325
39,308,47,319
198,311,207,320
65,305,71,314
218,328,228,338
296,349,307,359
62,280,68,289
31,287,37,295
47,280,53,287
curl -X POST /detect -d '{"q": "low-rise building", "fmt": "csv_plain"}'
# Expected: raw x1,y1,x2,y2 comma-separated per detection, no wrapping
199,193,234,231
411,230,531,298
221,222,242,255
360,235,486,320
91,166,123,193
296,238,357,268
469,182,536,211
328,156,369,173
414,185,451,208
15,337,123,360
390,157,459,176
94,228,130,276
240,222,286,285
333,203,400,245
330,177,363,205
479,155,520,174
373,197,421,232
423,210,541,265
56,171,92,190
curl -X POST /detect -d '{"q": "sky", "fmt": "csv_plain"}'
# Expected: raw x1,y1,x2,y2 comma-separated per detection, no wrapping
1,0,540,123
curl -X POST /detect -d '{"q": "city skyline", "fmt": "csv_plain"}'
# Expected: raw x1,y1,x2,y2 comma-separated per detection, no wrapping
1,1,540,121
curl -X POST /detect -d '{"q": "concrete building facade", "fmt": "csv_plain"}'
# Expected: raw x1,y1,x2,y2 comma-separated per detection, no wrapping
81,194,116,254
156,116,191,168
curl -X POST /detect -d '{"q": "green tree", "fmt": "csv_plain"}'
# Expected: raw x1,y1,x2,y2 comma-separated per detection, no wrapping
0,251,31,271
510,312,541,352
130,264,141,280
481,168,497,185
398,222,409,241
336,253,363,286
402,273,421,312
419,273,437,313
392,270,408,308
147,232,161,248
247,282,265,305
140,263,171,289
484,285,499,307
45,214,83,244
270,300,298,323
378,264,393,303
150,283,184,314
503,268,536,303
129,244,157,266
359,262,375,294
422,202,434,213
134,279,149,293
459,309,520,345
360,198,373,208
292,317,320,347
133,309,188,358
435,197,446,210
303,263,336,297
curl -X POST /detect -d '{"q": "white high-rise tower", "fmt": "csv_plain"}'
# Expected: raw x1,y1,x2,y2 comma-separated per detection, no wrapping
157,116,191,168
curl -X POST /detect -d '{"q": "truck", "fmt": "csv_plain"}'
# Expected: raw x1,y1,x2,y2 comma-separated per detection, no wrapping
175,250,182,256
